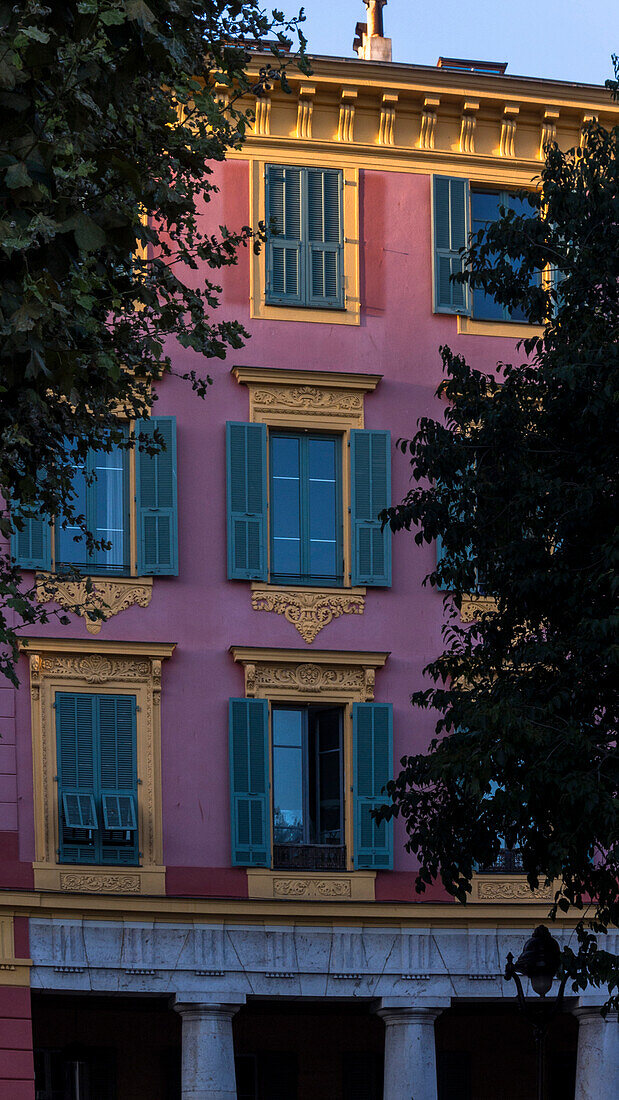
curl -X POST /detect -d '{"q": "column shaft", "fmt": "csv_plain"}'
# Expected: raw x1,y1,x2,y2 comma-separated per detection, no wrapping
379,1008,441,1100
175,1003,239,1100
574,1008,619,1100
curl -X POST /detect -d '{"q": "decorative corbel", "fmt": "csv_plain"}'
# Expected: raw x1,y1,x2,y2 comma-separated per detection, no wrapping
459,100,479,154
245,663,257,698
253,95,271,136
540,108,559,158
500,104,519,157
580,112,598,148
363,667,376,701
296,85,315,139
419,97,440,150
151,659,162,706
30,653,41,701
338,88,358,143
378,93,398,145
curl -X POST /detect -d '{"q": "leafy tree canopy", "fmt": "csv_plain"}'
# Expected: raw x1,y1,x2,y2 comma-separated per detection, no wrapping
0,0,306,679
382,68,619,1005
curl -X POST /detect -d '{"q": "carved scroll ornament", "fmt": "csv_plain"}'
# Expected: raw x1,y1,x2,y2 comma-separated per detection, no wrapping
36,574,153,634
251,587,365,643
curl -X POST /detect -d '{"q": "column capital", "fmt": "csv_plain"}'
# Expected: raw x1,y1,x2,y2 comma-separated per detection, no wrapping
174,996,245,1021
573,1004,618,1022
376,999,448,1026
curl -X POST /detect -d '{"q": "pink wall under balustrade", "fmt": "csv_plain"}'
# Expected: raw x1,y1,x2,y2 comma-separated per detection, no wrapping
10,162,531,899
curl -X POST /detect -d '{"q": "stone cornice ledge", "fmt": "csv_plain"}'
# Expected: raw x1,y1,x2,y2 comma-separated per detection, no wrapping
232,366,382,392
18,637,176,659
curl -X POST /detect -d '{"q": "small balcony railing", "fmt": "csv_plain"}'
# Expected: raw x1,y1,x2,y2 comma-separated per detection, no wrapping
273,844,347,871
479,848,524,874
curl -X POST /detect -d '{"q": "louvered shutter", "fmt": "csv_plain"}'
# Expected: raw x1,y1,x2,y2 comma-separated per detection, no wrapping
136,417,178,576
433,176,471,314
12,510,51,571
350,430,392,586
226,422,267,581
265,165,303,304
307,168,344,308
353,702,393,870
98,694,138,864
56,693,97,862
229,698,270,867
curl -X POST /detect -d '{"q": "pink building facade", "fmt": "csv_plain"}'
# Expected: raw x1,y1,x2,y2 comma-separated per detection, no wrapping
1,15,617,1100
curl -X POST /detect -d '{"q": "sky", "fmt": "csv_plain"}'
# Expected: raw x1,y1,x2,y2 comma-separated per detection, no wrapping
296,0,617,87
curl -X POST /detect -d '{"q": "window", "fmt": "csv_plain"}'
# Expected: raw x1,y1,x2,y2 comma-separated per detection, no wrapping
226,423,391,588
35,1048,116,1100
470,189,531,322
272,705,344,869
228,695,393,871
56,692,138,866
265,165,344,309
433,175,538,323
12,416,178,577
270,432,342,586
56,430,130,575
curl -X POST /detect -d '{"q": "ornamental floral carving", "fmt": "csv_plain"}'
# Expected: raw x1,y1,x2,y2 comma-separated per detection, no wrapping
251,587,365,643
459,594,497,622
59,873,142,893
38,653,152,684
252,386,363,416
36,574,153,634
476,879,554,902
273,877,352,899
252,662,368,698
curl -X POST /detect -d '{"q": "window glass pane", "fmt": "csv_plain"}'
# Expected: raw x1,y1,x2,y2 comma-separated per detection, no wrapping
310,708,342,845
272,709,304,844
308,438,338,580
92,446,126,571
56,452,88,568
270,435,301,578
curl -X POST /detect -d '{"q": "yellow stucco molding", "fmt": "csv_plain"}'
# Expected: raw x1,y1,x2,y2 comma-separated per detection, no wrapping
230,646,388,702
460,594,498,622
35,574,153,634
0,912,32,987
232,364,381,432
251,583,366,643
247,868,376,901
20,637,175,895
249,159,360,326
0,890,582,928
457,315,545,339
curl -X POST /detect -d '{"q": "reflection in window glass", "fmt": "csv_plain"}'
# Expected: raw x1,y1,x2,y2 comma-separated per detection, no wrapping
471,190,531,323
55,431,129,575
272,706,343,847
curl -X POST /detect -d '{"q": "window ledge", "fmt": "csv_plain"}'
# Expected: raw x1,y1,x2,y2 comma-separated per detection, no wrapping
247,868,375,901
35,573,154,634
251,582,366,644
457,315,544,338
33,862,166,895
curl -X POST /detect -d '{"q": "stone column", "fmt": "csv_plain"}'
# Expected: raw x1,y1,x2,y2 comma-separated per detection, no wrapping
377,1004,444,1100
573,1006,619,1100
174,1000,242,1100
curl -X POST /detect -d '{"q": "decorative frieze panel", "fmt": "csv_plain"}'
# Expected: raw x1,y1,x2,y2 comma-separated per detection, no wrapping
338,88,357,142
378,93,398,145
500,105,519,158
472,876,555,902
459,100,479,154
296,85,315,139
419,97,440,150
232,366,381,432
36,574,153,634
251,585,365,643
230,646,388,703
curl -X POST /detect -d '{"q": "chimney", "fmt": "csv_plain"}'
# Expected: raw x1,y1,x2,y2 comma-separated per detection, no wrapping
353,0,392,63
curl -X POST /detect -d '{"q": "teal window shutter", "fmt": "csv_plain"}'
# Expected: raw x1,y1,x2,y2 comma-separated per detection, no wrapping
353,702,393,870
229,698,270,866
266,165,304,305
136,417,178,576
12,510,51,571
350,429,392,586
56,692,138,866
226,422,267,581
307,168,344,308
433,175,471,314
56,692,97,864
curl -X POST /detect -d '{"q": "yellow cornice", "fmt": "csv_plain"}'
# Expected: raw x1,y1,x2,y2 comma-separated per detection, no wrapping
0,888,585,928
232,366,382,391
18,637,176,660
230,646,389,668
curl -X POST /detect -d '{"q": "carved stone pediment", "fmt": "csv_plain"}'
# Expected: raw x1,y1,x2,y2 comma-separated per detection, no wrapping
36,574,153,634
251,585,365,643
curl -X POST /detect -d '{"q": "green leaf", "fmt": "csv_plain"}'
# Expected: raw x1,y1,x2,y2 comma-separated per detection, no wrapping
5,162,31,189
72,213,106,252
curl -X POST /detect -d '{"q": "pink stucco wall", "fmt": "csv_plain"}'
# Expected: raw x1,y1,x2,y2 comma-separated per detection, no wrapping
8,161,528,898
